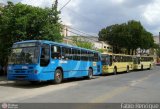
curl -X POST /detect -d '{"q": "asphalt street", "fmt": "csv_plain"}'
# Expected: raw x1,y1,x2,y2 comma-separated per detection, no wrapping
0,66,160,103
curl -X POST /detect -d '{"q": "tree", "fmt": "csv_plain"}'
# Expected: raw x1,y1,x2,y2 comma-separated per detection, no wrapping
72,36,94,49
98,20,154,55
0,1,62,66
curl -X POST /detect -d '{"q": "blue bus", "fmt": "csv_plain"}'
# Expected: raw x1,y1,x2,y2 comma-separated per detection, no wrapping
7,40,101,84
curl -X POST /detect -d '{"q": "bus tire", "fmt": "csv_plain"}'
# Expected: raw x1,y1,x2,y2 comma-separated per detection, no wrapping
54,69,63,84
148,64,151,70
113,67,117,75
87,68,93,79
141,65,143,71
126,66,130,73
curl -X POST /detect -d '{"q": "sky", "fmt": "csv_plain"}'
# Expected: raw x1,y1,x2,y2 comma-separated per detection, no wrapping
1,0,160,36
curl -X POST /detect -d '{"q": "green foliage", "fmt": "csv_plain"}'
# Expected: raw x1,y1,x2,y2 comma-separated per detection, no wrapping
0,1,62,65
98,20,154,55
97,49,104,53
72,36,94,49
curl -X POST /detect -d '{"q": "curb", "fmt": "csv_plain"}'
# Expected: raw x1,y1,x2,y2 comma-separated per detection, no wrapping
0,76,7,81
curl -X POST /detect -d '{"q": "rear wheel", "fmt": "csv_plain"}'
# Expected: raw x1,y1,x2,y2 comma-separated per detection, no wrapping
54,69,63,84
87,68,93,79
148,64,151,70
113,67,117,75
141,65,143,71
126,66,130,73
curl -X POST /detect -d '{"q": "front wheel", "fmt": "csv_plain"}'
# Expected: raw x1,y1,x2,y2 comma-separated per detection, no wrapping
148,64,152,70
126,66,130,73
87,68,93,79
113,67,117,75
141,65,143,71
54,69,63,84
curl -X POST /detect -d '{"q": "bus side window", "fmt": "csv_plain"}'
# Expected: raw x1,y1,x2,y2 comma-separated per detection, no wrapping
113,56,117,62
72,49,80,60
94,53,98,62
40,44,50,67
62,47,71,60
51,45,61,59
88,52,93,61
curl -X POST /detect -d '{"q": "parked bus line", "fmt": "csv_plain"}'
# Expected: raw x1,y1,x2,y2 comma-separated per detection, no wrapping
7,40,154,84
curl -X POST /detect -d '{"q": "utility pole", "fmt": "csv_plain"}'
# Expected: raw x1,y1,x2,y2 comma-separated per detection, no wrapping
55,0,58,11
159,32,160,46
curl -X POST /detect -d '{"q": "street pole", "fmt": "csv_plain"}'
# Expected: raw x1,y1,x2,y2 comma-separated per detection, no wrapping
159,32,160,46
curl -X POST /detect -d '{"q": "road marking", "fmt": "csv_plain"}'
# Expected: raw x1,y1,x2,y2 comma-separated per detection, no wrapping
0,82,77,102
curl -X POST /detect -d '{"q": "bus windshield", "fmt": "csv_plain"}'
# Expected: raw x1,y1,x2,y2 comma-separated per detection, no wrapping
102,55,110,65
8,46,40,64
102,56,106,65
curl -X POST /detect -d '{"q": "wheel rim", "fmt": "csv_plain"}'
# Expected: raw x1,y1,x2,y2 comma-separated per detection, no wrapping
55,71,62,83
150,65,151,69
89,69,93,78
141,66,143,70
127,67,129,72
114,68,117,74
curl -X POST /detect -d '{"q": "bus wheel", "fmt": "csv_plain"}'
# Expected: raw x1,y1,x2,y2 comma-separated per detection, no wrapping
87,68,93,79
113,67,117,75
54,69,63,84
126,66,130,73
141,65,143,71
148,64,151,70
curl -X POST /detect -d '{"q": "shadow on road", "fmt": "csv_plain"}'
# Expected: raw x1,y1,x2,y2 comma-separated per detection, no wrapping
0,76,99,89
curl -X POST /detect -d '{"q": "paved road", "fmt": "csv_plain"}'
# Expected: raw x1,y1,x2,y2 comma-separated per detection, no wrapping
0,66,160,103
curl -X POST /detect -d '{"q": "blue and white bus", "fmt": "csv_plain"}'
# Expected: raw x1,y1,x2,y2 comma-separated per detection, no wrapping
7,40,101,84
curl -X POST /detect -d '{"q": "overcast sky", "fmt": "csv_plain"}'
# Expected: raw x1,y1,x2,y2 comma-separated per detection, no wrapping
1,0,160,36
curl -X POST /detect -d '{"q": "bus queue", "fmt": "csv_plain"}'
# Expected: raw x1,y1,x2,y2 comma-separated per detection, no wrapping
7,40,155,84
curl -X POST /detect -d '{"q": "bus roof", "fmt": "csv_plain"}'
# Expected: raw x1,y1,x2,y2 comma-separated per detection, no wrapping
13,40,99,53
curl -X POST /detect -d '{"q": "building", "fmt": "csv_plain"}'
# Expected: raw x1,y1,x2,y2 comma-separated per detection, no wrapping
61,24,112,53
63,36,113,53
0,3,5,16
153,36,160,46
61,25,70,37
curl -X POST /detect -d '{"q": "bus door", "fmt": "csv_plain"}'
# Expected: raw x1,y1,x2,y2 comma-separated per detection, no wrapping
40,44,51,74
97,54,101,73
51,45,61,69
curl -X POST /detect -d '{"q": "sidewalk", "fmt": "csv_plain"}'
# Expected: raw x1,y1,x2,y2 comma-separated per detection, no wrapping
0,75,7,81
